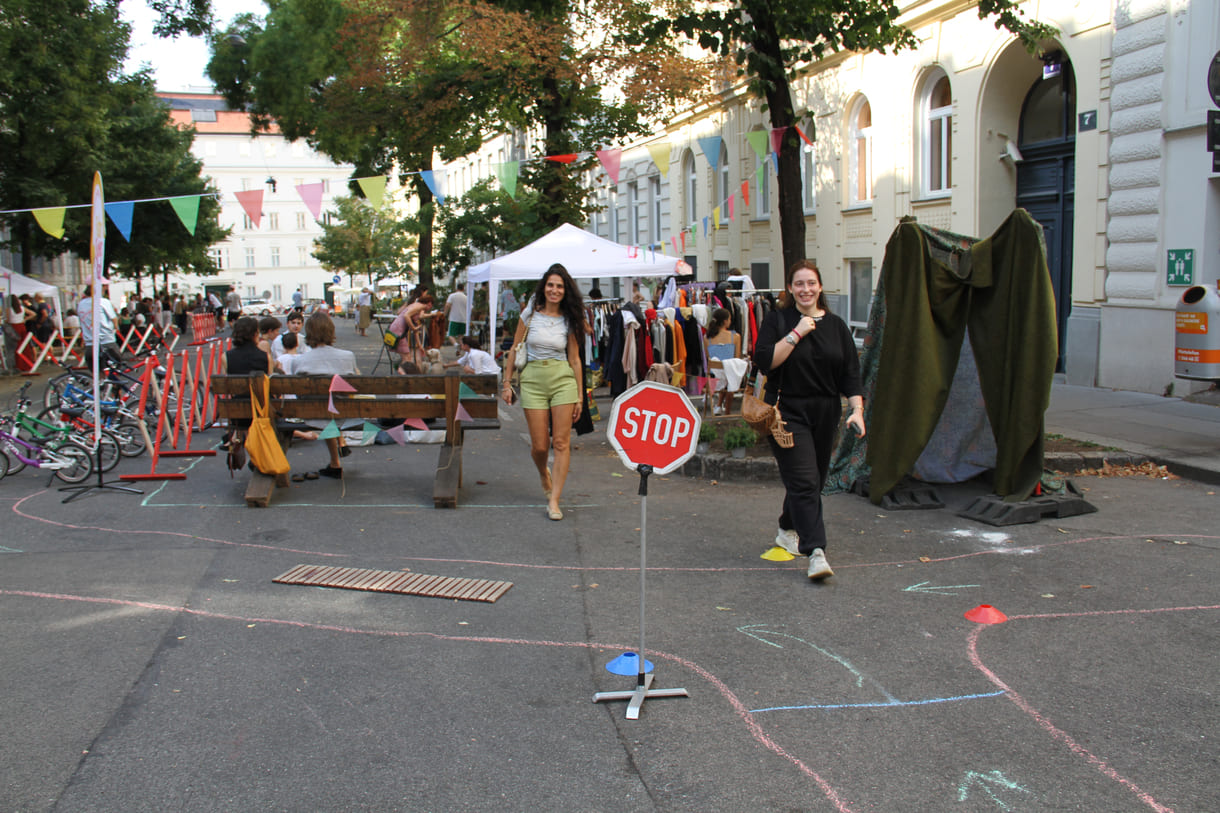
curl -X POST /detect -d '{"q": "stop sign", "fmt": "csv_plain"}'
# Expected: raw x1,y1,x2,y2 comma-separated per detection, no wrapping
607,381,701,475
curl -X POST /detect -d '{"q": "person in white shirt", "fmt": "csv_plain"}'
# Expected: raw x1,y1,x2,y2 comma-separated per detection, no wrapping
445,335,500,375
271,311,305,359
77,284,121,363
443,289,468,346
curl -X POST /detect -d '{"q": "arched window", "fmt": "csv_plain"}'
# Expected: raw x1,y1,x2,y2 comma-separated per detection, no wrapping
849,96,873,204
920,70,953,196
1020,68,1076,147
801,141,816,213
683,150,698,223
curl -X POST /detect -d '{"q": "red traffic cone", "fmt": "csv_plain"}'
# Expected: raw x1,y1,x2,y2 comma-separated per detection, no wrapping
964,604,1008,624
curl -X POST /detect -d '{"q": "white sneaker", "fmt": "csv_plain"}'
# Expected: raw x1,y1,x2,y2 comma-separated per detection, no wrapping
774,528,800,556
712,405,724,415
807,548,833,580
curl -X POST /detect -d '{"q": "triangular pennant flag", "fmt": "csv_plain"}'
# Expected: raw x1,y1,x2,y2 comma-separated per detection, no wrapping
296,182,324,220
495,162,519,198
329,374,357,393
671,236,680,254
387,423,407,445
646,142,671,175
697,136,723,171
796,123,814,145
31,207,66,239
713,206,720,230
104,201,134,241
741,180,750,207
168,195,200,235
771,153,779,173
680,231,687,252
234,189,264,228
746,130,769,160
404,417,429,431
702,216,709,237
455,404,473,423
595,148,622,185
319,420,341,439
362,421,380,443
728,194,735,221
356,176,386,209
327,393,338,414
419,170,445,205
770,126,788,155
458,382,476,399
546,154,578,163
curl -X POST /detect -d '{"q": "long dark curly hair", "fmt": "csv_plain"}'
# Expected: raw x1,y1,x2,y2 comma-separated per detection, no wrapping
529,263,587,337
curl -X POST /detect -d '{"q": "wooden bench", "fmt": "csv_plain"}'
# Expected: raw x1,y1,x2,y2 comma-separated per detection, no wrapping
211,372,501,508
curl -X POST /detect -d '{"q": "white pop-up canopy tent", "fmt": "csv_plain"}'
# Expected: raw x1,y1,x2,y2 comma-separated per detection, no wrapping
1,266,64,330
464,223,682,330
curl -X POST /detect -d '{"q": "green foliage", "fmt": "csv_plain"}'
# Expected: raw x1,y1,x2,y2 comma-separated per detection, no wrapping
0,0,224,282
722,423,758,450
0,0,129,271
699,422,719,443
312,193,416,286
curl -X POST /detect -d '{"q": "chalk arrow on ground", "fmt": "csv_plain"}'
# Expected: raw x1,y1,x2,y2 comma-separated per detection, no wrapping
903,580,980,596
957,769,1030,810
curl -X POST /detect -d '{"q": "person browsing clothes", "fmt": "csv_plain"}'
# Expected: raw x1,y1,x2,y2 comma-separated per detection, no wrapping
502,264,586,521
753,260,864,581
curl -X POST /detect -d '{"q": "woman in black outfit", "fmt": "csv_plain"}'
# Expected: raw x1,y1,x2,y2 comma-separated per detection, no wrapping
753,260,865,581
220,317,272,463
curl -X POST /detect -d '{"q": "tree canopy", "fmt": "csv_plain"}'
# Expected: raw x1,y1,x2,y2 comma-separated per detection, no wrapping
640,0,1056,271
312,193,417,286
0,0,227,282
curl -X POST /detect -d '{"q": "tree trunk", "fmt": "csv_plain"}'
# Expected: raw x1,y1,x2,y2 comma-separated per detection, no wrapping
755,6,807,277
413,175,434,290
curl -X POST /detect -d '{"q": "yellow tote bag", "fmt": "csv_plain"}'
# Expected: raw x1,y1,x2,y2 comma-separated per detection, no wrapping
245,376,290,476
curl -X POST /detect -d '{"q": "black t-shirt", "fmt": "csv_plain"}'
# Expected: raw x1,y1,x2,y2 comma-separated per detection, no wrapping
225,342,271,376
753,307,863,401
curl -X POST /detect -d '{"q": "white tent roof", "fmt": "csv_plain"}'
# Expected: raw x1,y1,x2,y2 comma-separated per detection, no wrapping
468,223,679,283
2,266,58,297
2,266,63,331
465,224,681,330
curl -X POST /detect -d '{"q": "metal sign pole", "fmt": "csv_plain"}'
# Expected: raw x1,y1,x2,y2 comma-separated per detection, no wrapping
594,464,689,718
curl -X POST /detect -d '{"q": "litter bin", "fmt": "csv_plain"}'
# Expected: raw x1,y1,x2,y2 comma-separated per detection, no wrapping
1175,284,1220,380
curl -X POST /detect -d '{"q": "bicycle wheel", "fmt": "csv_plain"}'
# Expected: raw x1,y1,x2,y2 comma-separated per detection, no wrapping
69,431,121,473
43,371,93,409
0,449,9,481
108,419,147,457
51,441,93,484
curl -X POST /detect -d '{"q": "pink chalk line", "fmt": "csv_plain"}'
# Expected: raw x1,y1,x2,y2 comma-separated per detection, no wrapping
1,587,858,813
966,603,1220,813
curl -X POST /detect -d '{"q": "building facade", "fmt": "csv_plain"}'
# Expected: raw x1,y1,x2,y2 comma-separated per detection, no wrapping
161,93,356,308
445,0,1219,396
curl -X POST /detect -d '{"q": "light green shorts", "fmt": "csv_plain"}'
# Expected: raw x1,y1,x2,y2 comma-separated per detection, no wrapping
520,358,579,410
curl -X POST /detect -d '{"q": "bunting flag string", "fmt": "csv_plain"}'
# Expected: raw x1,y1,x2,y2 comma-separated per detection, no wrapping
3,123,811,250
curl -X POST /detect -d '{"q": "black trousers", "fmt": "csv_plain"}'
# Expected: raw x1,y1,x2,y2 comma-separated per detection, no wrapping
768,393,841,554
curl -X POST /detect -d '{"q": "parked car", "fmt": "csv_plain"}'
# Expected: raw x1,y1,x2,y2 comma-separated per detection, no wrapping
240,299,277,317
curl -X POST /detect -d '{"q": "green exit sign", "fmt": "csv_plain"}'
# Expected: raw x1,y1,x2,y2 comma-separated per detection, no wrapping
1167,249,1194,286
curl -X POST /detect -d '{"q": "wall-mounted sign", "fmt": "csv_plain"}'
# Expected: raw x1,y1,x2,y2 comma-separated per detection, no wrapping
1167,249,1195,286
1078,110,1098,132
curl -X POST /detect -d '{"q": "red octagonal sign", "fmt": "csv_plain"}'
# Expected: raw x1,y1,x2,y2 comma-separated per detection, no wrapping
607,381,702,475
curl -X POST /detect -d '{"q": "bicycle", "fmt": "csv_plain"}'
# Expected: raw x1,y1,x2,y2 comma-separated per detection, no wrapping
0,419,93,484
4,384,122,474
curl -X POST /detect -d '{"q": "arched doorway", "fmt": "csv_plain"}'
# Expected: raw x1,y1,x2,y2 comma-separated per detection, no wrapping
1016,58,1076,371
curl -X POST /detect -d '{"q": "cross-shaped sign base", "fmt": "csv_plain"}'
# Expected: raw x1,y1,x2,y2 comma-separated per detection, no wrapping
593,673,689,720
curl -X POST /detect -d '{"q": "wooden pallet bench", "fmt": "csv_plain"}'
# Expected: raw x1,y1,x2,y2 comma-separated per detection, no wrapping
211,372,500,508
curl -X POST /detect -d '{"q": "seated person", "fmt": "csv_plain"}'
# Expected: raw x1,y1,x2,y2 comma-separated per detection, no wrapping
444,335,501,375
271,311,304,359
257,316,282,357
293,312,359,479
704,307,743,415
